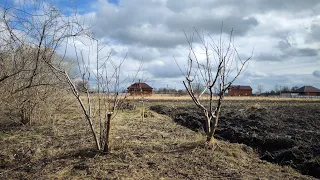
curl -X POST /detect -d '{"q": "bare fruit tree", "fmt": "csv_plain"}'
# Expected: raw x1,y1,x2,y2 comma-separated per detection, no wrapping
49,38,138,152
179,28,252,148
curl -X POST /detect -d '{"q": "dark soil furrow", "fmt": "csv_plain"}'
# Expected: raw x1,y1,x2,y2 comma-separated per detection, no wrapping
150,101,320,178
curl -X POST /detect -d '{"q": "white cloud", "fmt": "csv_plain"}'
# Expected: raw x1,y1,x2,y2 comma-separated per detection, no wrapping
24,0,320,90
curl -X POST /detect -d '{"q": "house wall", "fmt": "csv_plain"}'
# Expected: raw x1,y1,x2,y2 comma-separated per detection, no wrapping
228,90,252,96
302,92,318,96
128,89,153,96
280,93,291,96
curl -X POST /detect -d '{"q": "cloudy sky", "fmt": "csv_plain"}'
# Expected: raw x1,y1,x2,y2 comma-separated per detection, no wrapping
4,0,320,92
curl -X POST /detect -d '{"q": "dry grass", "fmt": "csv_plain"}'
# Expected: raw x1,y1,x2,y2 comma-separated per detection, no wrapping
126,94,320,102
0,101,316,179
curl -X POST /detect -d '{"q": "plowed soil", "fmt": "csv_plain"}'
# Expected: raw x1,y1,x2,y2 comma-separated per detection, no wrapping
150,100,320,178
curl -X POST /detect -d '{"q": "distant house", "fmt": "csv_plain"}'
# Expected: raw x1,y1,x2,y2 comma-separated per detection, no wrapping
292,86,320,96
280,91,297,97
127,81,153,96
227,85,252,96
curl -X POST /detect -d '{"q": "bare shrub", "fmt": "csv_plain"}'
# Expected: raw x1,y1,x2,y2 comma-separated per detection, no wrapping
178,27,252,148
0,47,72,125
0,1,87,125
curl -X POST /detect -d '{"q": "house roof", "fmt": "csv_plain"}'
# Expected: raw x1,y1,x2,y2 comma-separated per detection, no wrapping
292,86,320,93
228,85,252,90
127,82,153,90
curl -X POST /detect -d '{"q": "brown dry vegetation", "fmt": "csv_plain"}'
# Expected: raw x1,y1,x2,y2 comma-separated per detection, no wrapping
128,94,320,102
0,99,316,179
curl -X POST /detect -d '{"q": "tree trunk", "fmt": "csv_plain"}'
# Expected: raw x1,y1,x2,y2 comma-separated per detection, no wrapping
103,113,112,152
141,100,145,121
205,135,216,149
84,113,101,151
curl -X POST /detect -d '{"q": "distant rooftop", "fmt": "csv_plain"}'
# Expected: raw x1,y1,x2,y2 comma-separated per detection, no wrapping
292,86,320,93
229,85,252,90
127,82,153,90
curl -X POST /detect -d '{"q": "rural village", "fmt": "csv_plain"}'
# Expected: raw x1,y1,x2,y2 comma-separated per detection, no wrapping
127,82,320,97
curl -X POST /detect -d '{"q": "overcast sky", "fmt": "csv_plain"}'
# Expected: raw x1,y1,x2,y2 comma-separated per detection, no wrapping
5,0,320,92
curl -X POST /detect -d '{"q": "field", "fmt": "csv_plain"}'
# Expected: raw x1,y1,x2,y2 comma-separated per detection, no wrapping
0,96,319,179
150,98,320,178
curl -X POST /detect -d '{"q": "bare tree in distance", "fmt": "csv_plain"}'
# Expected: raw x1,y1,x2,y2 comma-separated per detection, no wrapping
281,86,290,92
176,27,252,148
291,86,299,91
257,84,264,95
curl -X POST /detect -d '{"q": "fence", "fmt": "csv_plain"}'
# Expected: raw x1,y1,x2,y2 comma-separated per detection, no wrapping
279,95,320,99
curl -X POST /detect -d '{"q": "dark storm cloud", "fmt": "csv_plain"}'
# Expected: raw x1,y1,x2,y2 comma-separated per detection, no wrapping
277,39,318,57
313,70,320,77
126,46,175,62
166,16,258,36
254,0,320,12
90,0,320,50
307,23,320,43
148,62,182,78
128,48,160,62
292,48,318,57
277,40,291,50
255,53,283,61
255,48,318,62
166,0,320,15
108,29,186,48
91,0,259,49
255,38,318,61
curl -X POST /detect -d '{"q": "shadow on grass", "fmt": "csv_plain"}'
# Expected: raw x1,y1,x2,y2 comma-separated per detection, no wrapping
164,141,205,153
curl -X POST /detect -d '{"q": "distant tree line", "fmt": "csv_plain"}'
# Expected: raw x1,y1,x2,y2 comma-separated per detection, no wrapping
259,85,300,96
153,88,187,95
154,83,208,96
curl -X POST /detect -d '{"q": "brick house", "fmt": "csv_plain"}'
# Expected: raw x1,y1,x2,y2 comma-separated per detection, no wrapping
227,85,252,96
127,81,153,96
292,86,320,96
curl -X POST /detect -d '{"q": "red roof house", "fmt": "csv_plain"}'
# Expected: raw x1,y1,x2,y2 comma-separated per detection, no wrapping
292,86,320,96
227,85,252,96
127,81,153,96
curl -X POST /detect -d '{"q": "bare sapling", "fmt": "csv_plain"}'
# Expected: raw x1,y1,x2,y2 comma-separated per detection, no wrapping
99,49,128,152
49,39,131,152
139,79,145,121
177,27,252,148
56,38,141,152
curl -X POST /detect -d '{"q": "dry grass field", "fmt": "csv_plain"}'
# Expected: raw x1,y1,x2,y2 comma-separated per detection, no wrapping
128,94,320,102
0,97,318,179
